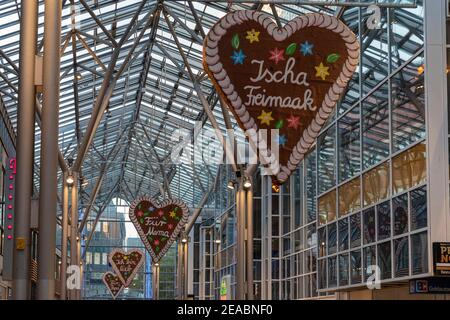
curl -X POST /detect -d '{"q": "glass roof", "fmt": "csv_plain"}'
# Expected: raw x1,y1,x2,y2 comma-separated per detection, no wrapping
0,0,423,223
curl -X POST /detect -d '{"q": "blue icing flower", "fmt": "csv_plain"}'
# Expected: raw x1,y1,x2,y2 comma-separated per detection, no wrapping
231,49,246,65
300,41,314,56
278,134,287,146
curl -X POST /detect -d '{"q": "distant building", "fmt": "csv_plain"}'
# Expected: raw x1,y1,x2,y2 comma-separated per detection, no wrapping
82,203,126,300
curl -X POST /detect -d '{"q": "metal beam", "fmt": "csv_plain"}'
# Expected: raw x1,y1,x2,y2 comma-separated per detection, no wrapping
78,0,119,48
78,125,130,233
162,9,238,173
73,1,154,172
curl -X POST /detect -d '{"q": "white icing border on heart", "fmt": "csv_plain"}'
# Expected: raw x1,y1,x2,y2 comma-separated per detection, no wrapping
203,10,360,183
129,196,189,263
108,248,145,287
103,271,124,299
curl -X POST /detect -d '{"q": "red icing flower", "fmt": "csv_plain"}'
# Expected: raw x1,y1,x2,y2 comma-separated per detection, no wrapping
287,114,300,130
158,210,164,217
269,48,285,65
137,210,144,217
154,239,160,246
168,224,173,230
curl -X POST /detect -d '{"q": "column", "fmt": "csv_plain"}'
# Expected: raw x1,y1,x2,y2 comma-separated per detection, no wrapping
12,0,38,300
235,180,246,299
246,179,254,300
424,0,450,273
37,0,62,300
70,171,79,299
60,172,69,300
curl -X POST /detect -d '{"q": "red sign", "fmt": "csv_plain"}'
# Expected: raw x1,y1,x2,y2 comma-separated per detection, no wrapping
203,11,359,184
109,249,144,287
103,272,124,299
129,197,189,263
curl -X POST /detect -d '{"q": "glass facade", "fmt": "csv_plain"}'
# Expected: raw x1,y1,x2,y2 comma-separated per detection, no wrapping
191,1,429,299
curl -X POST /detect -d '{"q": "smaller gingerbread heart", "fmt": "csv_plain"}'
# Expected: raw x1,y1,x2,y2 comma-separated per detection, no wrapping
103,272,124,299
108,248,144,287
129,196,189,263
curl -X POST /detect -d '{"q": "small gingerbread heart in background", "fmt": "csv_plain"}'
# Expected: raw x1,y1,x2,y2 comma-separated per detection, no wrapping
108,249,144,287
103,272,124,299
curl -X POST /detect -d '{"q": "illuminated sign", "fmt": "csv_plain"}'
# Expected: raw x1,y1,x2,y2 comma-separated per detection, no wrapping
5,158,16,241
410,277,450,294
220,275,231,300
433,242,450,276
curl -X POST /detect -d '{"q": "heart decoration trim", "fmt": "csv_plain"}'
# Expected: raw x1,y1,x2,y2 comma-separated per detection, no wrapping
203,11,359,184
103,271,124,299
108,248,144,287
129,196,189,263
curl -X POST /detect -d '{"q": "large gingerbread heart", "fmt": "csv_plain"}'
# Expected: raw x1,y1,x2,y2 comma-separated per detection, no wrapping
103,272,124,299
129,197,189,263
108,249,144,287
203,11,359,184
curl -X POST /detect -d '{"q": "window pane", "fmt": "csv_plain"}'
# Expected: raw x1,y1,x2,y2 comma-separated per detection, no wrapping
318,126,336,194
305,275,311,298
318,227,326,258
318,190,336,226
363,246,376,282
318,259,326,289
350,213,361,249
361,7,389,95
391,58,425,152
363,161,390,207
392,143,427,194
394,237,409,278
411,231,428,275
338,177,361,216
328,223,337,255
306,150,317,223
410,186,427,230
376,201,390,242
338,10,360,114
393,194,408,236
363,207,376,244
338,218,349,251
362,82,390,169
378,241,392,280
328,256,337,288
293,167,303,229
338,254,349,286
338,106,361,182
307,223,316,248
350,250,362,284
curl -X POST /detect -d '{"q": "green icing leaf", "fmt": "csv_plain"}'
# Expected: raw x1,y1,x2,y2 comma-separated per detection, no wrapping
327,53,340,63
231,34,240,49
139,218,144,224
285,43,297,56
275,119,284,129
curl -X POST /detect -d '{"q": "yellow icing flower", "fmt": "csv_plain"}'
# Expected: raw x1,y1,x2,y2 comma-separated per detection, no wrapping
246,29,260,44
315,62,330,80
